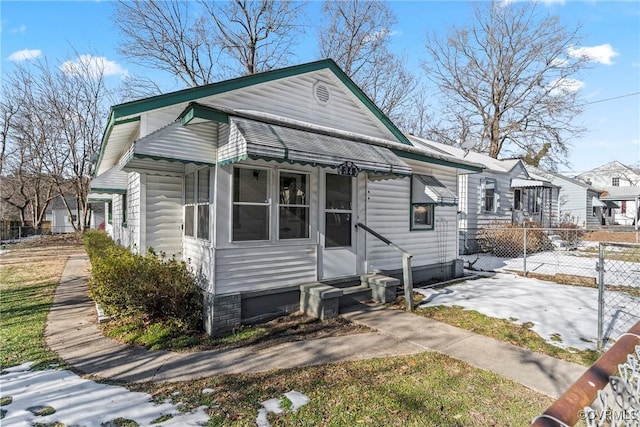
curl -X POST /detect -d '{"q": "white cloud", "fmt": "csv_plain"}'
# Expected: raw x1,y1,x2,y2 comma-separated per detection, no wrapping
60,54,128,78
549,77,584,96
11,24,27,34
8,48,42,62
568,44,619,65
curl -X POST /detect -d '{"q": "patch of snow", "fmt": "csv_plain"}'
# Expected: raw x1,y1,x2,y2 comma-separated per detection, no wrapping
255,391,310,427
2,362,34,373
284,390,310,412
261,398,284,414
1,368,209,426
201,388,214,394
416,272,640,350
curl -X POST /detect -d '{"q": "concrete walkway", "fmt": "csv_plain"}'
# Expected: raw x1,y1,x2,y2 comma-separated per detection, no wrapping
46,254,586,399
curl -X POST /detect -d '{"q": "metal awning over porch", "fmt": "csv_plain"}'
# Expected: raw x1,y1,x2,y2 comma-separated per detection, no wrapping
592,196,606,208
510,178,553,188
219,116,411,175
90,166,128,194
119,121,217,173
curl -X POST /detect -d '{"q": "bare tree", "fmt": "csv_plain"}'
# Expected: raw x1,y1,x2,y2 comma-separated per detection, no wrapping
2,54,110,232
112,0,217,87
201,0,304,76
424,2,590,170
317,0,416,124
112,0,304,87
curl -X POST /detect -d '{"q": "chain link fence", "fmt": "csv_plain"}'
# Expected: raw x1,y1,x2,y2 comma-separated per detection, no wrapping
598,242,640,350
459,226,640,351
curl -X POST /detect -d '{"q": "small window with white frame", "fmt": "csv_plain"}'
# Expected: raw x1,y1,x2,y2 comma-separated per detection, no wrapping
184,168,210,240
232,167,270,241
278,171,310,240
410,175,436,231
612,177,620,186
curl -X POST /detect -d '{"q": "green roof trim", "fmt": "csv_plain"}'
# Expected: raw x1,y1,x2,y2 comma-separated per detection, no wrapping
89,187,126,195
394,150,484,173
132,153,215,167
93,114,141,177
97,58,413,174
180,103,229,125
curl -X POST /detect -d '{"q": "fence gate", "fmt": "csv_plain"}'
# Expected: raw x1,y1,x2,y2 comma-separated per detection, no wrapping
597,242,640,350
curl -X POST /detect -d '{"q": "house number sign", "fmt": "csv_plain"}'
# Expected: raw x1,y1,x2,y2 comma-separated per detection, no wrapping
336,161,360,177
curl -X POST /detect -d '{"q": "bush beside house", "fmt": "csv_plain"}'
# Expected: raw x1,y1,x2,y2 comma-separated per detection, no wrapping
83,230,202,331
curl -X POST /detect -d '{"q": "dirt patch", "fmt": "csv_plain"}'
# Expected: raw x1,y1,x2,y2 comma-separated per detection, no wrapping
583,231,639,243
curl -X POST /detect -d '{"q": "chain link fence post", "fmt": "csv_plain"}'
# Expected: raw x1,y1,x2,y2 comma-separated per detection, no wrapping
523,227,528,277
597,242,605,351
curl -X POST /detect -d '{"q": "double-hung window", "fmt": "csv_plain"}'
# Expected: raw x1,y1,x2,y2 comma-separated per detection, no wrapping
484,179,496,213
232,167,270,241
122,192,128,227
184,168,210,240
278,172,310,239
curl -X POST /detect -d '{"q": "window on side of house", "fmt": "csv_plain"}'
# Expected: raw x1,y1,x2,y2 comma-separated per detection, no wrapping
107,201,112,224
514,189,522,210
122,192,128,227
612,177,620,186
232,167,270,241
410,174,435,231
484,179,496,213
184,168,210,240
278,171,310,240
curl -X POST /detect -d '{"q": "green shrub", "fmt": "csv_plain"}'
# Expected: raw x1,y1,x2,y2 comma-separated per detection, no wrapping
479,222,554,257
85,232,202,331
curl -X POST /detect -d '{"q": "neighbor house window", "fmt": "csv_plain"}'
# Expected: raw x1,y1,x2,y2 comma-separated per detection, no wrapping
233,167,270,241
612,177,620,186
526,188,542,213
184,168,210,240
484,179,496,213
279,171,310,239
107,201,112,224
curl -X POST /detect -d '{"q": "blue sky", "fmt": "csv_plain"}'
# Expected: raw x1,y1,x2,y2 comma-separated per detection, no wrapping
1,0,638,174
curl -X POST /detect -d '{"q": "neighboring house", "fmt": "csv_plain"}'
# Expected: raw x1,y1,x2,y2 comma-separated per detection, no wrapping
577,161,640,226
47,195,104,232
598,186,640,227
408,138,558,234
526,166,608,228
47,195,78,233
89,59,483,334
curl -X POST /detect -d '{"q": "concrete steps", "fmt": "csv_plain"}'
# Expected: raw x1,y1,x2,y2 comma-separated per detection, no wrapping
299,274,400,320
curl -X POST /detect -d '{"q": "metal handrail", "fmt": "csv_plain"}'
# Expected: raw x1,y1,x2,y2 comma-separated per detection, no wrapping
356,222,414,311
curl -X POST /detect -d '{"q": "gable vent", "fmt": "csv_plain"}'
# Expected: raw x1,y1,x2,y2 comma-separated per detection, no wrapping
313,81,331,105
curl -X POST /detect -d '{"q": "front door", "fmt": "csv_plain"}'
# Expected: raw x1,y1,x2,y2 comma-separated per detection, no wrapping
320,173,357,279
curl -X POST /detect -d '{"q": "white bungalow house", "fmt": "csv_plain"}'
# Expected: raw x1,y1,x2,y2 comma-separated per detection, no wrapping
525,166,607,228
89,60,483,334
407,138,558,252
577,162,640,226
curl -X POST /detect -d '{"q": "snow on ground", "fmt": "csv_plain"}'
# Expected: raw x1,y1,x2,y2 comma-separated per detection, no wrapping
1,364,209,426
256,390,310,427
416,272,640,351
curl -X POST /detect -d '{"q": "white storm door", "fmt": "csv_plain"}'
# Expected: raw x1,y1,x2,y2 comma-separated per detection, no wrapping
320,173,357,279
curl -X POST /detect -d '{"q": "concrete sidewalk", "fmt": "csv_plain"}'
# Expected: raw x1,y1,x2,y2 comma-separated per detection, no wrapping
46,254,586,398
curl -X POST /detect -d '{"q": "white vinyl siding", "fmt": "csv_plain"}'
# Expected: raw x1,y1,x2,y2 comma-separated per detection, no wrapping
214,245,317,295
365,161,458,272
146,174,183,257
